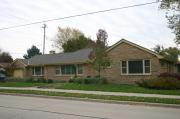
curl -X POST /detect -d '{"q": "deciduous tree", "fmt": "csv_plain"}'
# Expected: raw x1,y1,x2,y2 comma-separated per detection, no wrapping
153,45,180,62
62,35,95,52
93,29,110,77
160,0,180,44
54,27,84,50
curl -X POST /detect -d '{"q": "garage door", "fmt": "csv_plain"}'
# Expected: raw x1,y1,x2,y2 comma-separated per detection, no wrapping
13,69,24,78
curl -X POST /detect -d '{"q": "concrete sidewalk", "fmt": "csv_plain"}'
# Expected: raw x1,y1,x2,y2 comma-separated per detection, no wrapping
0,87,180,99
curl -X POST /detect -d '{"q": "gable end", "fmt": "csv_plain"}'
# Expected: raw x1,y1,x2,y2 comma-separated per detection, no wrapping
106,39,163,59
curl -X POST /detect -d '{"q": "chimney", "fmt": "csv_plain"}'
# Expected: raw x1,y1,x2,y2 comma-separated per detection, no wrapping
49,50,55,54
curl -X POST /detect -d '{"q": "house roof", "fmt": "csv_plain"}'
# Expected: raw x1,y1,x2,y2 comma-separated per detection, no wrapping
106,39,164,59
0,62,11,68
26,48,93,66
11,58,28,66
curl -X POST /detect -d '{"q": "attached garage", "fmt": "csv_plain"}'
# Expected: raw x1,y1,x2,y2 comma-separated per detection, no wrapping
11,59,28,78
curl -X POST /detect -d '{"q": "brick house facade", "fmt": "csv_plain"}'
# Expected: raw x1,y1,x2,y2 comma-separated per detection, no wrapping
11,39,178,84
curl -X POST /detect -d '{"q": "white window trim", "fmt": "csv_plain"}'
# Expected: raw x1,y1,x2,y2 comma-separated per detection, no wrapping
32,67,44,76
144,60,151,74
55,66,62,76
121,59,151,75
55,65,83,76
76,64,83,75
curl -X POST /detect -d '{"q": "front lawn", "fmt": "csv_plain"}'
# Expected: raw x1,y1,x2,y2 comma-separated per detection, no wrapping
40,83,180,96
0,82,180,96
0,82,47,87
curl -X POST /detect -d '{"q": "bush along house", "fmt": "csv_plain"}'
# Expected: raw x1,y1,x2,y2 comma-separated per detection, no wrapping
11,39,179,84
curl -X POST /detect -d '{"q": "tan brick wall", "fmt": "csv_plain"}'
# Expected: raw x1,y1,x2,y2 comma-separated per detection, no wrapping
26,64,96,81
83,64,96,77
101,42,161,84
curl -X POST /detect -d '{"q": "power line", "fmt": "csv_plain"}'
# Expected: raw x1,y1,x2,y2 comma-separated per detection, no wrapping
0,1,160,31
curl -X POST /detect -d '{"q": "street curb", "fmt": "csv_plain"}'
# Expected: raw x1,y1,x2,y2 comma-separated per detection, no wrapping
1,92,180,109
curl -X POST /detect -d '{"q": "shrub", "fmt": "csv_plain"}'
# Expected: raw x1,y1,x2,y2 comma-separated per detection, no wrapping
5,77,54,83
86,76,91,78
25,78,34,82
159,72,180,80
137,77,180,90
47,79,53,83
69,76,107,84
36,78,47,83
6,77,27,82
53,80,68,83
73,77,85,84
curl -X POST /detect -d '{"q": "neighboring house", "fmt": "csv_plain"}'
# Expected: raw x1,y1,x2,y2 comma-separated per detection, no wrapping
0,62,11,72
0,63,11,69
11,39,179,84
176,62,180,73
0,62,11,77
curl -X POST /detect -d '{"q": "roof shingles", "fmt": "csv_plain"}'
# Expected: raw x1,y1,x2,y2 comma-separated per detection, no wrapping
27,48,92,66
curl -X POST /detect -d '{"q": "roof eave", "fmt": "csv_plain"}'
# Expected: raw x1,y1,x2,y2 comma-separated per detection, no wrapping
27,60,93,66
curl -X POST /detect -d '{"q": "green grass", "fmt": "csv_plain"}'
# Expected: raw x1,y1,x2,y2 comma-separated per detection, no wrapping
0,82,46,87
40,83,180,96
1,82,180,96
0,89,180,105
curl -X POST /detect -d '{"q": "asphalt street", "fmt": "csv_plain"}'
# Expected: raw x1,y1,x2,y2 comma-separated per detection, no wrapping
0,94,180,119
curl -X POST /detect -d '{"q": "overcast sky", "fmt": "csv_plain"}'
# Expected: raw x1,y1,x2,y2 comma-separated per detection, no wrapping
0,0,176,59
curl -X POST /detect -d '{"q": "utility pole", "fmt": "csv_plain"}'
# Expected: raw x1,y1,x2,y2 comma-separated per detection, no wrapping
42,24,47,54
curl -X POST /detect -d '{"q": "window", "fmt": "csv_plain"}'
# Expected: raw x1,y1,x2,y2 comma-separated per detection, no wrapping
121,60,150,75
77,64,83,74
55,64,83,75
122,61,127,74
61,65,76,75
55,66,61,75
145,60,150,73
32,67,44,76
128,60,143,73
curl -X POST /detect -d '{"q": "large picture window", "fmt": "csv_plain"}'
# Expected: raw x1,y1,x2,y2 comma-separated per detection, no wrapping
128,60,143,73
121,60,150,75
32,67,44,76
55,64,83,75
61,65,76,75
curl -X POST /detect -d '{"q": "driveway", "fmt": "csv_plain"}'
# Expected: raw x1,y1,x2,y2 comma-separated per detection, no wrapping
0,94,180,119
